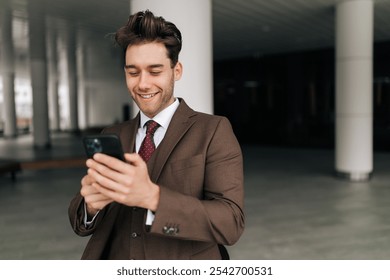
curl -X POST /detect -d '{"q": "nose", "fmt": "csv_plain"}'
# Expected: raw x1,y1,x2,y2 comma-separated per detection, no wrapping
138,72,151,91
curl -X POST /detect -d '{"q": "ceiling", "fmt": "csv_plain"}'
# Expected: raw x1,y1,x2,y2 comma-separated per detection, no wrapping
5,0,390,61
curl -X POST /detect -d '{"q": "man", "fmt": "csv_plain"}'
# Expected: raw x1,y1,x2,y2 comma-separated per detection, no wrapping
68,10,245,260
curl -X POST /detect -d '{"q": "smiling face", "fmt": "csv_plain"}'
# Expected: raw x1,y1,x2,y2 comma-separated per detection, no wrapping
124,42,183,118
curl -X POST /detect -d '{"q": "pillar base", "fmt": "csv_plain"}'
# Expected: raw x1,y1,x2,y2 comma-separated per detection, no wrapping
335,170,372,182
33,142,52,150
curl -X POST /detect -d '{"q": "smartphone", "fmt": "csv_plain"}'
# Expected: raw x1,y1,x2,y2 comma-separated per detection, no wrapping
83,134,125,161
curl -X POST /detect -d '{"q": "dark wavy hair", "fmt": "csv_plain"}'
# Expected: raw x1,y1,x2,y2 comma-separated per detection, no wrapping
115,10,182,68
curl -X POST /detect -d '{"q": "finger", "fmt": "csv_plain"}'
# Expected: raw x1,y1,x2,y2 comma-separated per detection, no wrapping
82,182,113,211
92,181,124,203
88,154,136,180
124,153,150,183
84,192,113,205
88,155,138,187
87,167,128,195
81,174,96,186
87,160,130,187
80,184,95,197
124,153,146,167
92,153,128,172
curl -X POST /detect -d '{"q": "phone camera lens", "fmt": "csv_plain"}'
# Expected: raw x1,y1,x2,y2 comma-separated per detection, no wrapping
85,138,102,154
92,139,102,153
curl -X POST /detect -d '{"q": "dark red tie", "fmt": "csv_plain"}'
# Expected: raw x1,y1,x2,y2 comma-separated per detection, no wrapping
138,120,160,162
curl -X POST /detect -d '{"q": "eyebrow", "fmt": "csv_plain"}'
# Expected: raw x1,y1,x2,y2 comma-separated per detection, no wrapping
124,64,164,69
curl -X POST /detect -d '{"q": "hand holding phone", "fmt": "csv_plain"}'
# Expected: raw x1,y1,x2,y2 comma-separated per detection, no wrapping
83,134,125,161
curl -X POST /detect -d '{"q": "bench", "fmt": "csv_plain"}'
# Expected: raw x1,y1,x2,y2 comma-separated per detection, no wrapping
0,159,22,181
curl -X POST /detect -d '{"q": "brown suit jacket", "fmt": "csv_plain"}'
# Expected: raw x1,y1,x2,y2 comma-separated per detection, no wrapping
68,98,245,259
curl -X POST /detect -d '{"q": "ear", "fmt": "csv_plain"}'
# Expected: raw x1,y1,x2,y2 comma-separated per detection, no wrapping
173,62,183,81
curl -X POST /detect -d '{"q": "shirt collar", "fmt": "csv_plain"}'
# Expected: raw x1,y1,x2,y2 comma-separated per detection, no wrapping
139,98,180,129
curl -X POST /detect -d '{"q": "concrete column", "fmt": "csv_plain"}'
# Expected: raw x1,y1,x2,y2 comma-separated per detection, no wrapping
77,30,89,130
335,0,373,181
129,0,213,116
0,0,17,137
27,0,50,147
47,24,60,131
64,23,79,131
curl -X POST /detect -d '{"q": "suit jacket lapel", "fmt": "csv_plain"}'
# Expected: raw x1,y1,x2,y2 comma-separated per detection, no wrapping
116,100,196,182
149,99,196,182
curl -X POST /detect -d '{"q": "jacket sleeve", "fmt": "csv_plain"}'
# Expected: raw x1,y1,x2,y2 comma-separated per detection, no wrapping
149,117,245,245
68,192,106,237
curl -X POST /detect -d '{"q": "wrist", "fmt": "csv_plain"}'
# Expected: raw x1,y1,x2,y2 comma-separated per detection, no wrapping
86,204,99,218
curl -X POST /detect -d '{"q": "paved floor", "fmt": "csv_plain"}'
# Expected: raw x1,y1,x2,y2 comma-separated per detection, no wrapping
1,132,390,260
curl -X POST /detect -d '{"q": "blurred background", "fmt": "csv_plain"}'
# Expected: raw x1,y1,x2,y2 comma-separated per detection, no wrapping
1,0,390,149
1,0,390,260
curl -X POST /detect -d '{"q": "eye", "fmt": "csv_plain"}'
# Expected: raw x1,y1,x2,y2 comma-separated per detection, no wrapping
127,71,139,77
150,71,162,76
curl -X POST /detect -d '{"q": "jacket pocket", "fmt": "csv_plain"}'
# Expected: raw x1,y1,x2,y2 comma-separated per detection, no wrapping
168,154,205,197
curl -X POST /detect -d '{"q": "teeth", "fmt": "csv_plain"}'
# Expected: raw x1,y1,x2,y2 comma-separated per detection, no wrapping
140,93,155,99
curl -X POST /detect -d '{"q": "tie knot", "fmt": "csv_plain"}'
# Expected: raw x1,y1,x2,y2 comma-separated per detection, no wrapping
145,120,160,136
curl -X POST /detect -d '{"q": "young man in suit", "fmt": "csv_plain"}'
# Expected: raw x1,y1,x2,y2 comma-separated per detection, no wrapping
68,10,245,259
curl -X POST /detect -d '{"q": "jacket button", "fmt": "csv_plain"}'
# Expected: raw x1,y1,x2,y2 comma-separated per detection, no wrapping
131,232,138,238
163,226,179,235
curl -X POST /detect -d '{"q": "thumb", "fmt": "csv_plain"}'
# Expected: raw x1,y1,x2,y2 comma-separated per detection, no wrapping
124,153,145,166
